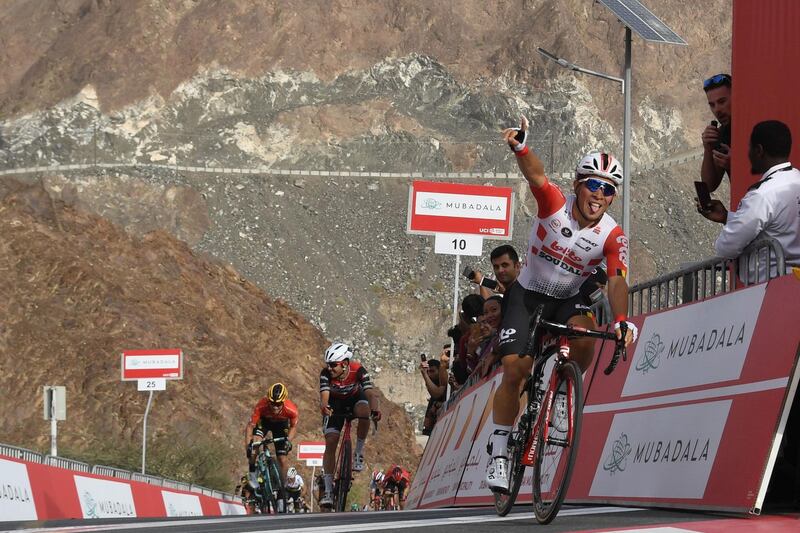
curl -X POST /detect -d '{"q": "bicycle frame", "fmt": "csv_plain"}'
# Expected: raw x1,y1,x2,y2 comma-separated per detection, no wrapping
522,337,575,467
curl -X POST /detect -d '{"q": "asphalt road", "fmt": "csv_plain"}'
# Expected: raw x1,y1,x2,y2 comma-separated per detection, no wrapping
1,504,738,533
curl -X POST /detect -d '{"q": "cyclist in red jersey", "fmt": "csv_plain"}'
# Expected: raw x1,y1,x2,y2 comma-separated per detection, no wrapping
245,382,298,490
319,342,381,507
485,117,638,493
381,464,411,509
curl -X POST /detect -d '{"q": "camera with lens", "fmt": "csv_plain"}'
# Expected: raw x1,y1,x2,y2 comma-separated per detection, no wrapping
462,265,498,290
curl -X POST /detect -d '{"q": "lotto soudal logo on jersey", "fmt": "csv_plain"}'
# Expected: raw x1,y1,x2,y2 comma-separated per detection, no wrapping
623,284,766,397
589,400,730,498
498,328,516,344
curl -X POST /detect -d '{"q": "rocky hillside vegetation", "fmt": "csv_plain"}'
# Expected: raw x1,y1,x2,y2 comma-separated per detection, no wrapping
0,179,419,490
0,1,732,426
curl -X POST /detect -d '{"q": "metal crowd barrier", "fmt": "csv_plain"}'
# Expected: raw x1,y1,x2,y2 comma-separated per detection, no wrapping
1,443,236,501
91,464,133,480
0,444,44,463
45,455,91,472
628,237,786,315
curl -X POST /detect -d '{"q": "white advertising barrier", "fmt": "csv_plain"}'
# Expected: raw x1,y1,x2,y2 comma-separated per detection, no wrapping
569,277,800,513
74,475,137,519
161,490,203,517
218,501,247,515
0,458,37,521
405,368,500,509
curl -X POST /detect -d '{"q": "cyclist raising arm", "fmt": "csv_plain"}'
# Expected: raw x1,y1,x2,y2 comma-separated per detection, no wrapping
485,117,637,493
319,342,381,507
245,383,299,490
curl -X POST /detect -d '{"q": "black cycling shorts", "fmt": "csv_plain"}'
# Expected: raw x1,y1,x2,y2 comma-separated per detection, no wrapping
253,419,291,456
323,389,368,434
384,479,408,499
497,281,593,357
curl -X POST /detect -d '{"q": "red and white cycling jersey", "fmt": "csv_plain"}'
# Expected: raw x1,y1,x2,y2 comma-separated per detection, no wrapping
517,179,628,299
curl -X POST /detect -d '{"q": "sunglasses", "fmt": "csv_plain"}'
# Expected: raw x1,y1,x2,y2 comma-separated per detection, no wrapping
269,401,284,408
703,73,731,89
578,177,617,197
327,361,345,368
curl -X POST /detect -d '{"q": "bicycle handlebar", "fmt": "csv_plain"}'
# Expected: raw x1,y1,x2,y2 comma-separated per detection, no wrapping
252,436,287,448
526,318,628,375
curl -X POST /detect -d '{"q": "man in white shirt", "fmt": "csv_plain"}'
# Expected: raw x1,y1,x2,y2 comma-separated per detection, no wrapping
700,120,800,281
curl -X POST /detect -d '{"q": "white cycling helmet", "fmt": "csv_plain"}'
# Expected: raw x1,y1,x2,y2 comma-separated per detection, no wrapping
576,152,624,186
376,472,385,483
287,467,297,478
324,342,353,363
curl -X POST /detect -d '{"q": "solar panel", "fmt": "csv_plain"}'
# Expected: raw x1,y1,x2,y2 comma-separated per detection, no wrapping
599,0,687,45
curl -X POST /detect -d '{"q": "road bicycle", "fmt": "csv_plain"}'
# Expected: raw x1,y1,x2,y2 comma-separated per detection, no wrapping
251,436,288,514
493,304,626,524
323,407,378,513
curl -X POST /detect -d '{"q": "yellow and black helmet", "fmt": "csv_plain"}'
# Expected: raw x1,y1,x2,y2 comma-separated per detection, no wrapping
268,382,288,404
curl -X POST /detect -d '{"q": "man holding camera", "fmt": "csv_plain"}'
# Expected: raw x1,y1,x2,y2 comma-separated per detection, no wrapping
700,73,732,194
465,245,522,298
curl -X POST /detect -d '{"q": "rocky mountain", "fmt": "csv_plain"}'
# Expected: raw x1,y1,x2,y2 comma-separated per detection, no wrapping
0,179,419,490
0,1,732,433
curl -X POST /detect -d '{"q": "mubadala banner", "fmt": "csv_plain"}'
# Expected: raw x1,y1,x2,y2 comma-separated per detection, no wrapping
161,490,203,517
0,458,37,521
589,400,731,499
74,475,136,518
622,284,766,397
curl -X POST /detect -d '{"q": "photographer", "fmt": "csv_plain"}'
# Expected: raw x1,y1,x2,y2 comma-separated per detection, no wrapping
464,245,521,298
419,354,446,436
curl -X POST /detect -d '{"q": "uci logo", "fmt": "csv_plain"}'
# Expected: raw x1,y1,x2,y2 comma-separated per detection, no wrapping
499,328,516,341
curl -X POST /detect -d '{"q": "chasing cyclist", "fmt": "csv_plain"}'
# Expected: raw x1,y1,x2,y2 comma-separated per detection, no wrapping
285,466,306,512
245,383,299,490
382,464,411,510
484,117,638,493
369,469,385,510
319,342,381,507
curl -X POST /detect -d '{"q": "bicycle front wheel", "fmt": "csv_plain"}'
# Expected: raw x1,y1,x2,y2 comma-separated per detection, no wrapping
335,439,352,512
532,360,583,524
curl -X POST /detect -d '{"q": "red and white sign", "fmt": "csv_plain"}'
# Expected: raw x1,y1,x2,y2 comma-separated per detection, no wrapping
0,458,37,520
568,277,800,513
121,349,183,381
297,441,325,460
406,181,514,239
407,275,800,514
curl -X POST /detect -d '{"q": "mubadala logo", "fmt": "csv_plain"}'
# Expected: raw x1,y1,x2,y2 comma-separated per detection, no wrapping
81,490,135,518
421,198,441,209
603,433,632,475
635,333,665,374
0,481,32,503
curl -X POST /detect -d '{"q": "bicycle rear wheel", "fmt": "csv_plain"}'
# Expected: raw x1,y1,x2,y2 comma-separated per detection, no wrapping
532,360,583,524
335,439,352,512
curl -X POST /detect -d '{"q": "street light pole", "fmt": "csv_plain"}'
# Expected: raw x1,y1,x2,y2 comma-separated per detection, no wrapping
537,46,632,272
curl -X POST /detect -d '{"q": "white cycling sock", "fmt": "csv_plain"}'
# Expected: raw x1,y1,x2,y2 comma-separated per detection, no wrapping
487,424,512,458
323,474,333,493
355,438,366,456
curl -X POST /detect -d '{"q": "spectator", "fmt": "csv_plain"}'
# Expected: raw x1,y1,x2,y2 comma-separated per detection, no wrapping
465,295,504,377
471,245,522,298
700,73,732,192
701,120,800,280
420,358,446,436
450,293,485,387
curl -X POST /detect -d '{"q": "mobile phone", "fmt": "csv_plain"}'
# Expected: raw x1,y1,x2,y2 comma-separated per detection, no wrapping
694,181,712,209
480,277,499,290
462,265,476,281
513,127,527,145
420,353,427,362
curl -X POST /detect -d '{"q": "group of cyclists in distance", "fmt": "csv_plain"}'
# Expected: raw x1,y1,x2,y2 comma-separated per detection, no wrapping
241,341,410,512
240,115,638,515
